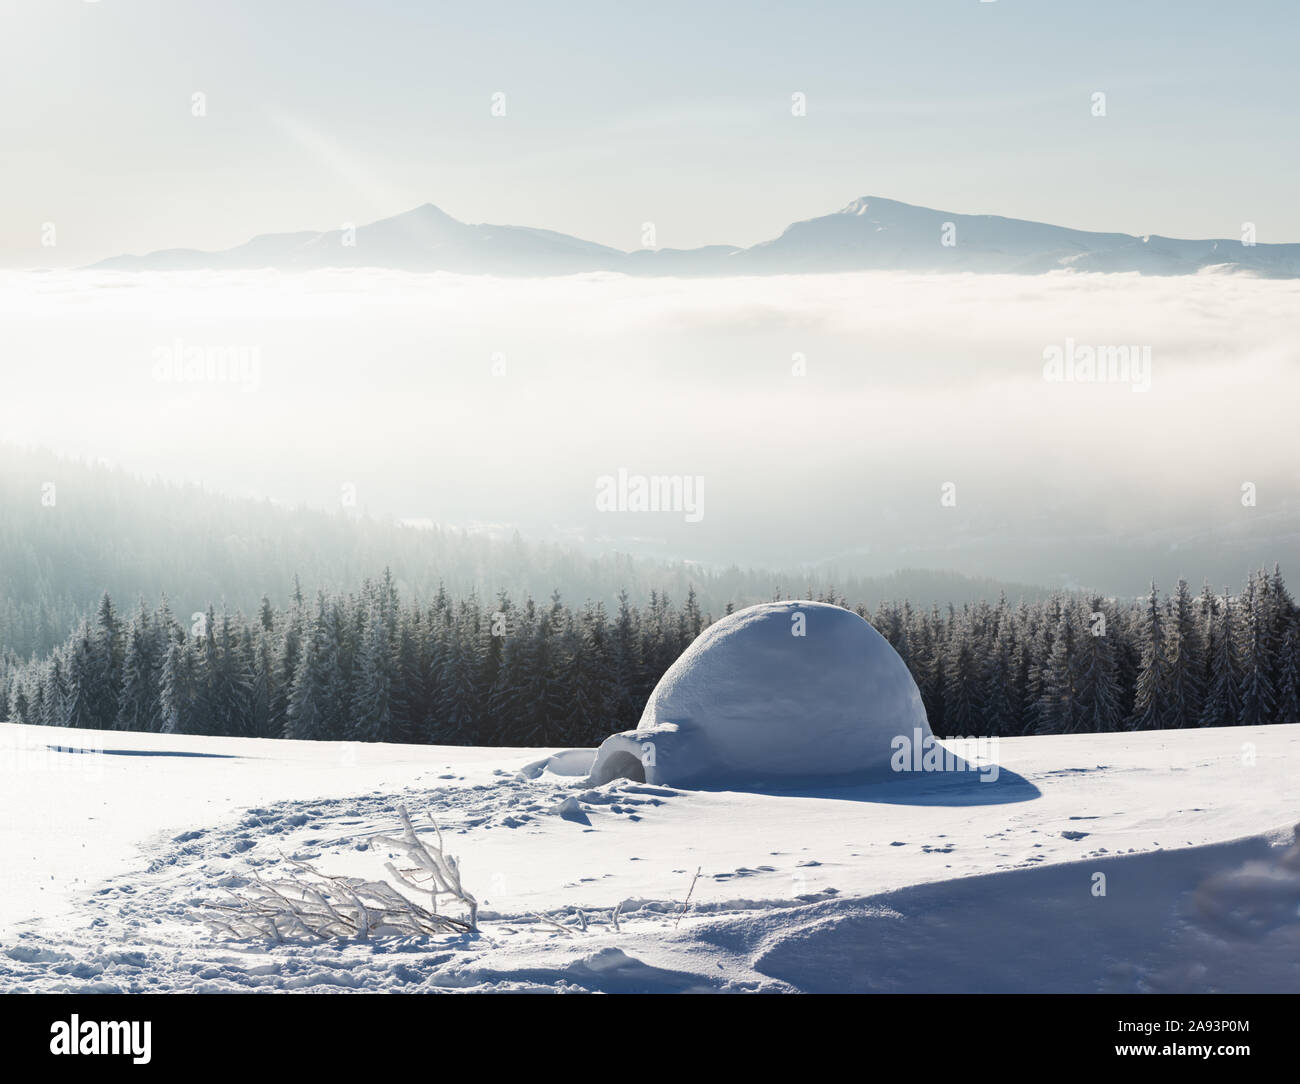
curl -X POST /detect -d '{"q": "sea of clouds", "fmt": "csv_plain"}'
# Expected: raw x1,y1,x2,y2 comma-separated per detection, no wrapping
3,267,1296,586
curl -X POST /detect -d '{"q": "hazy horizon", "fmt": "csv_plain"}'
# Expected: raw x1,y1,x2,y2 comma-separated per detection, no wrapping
6,265,1298,596
5,0,1300,267
5,0,1298,596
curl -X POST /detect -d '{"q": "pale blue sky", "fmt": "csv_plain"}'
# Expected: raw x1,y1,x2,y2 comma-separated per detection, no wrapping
3,0,1298,266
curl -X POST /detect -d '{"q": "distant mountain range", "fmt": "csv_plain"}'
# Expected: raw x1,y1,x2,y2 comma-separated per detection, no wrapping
92,197,1300,277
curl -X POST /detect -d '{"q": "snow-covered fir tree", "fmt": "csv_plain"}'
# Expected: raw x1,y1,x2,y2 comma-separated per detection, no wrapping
1130,583,1172,730
1199,589,1242,728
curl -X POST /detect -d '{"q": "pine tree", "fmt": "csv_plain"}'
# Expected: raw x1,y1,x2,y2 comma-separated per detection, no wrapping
569,601,617,745
1275,614,1300,726
158,637,195,735
352,603,400,743
1164,579,1204,728
31,678,48,730
525,598,568,746
1237,576,1276,727
90,593,125,730
393,609,430,743
473,593,508,740
1199,590,1241,728
158,640,178,735
258,594,276,633
454,595,487,742
197,608,251,736
610,590,644,728
1023,597,1059,733
1129,584,1170,730
683,586,703,642
321,599,353,740
63,622,98,729
485,603,526,740
117,607,161,731
269,601,303,739
430,613,479,745
872,602,908,668
914,606,947,735
1036,604,1081,734
1261,565,1294,669
247,630,274,737
942,614,984,737
980,625,1018,737
496,598,545,743
285,595,335,741
1074,598,1124,733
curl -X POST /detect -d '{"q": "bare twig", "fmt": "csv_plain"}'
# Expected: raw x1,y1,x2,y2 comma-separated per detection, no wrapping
530,911,576,937
675,866,702,929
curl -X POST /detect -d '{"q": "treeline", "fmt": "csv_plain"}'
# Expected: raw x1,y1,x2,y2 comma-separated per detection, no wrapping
1,567,1297,745
0,445,1053,659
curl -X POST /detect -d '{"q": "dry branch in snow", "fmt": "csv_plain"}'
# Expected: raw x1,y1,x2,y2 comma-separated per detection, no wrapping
675,866,702,929
206,803,477,942
371,804,478,932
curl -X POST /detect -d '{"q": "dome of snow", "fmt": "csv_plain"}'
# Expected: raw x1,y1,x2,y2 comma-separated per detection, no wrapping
589,601,930,788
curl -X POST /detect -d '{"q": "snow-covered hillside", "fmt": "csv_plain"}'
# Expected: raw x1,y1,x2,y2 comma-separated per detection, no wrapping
1,721,1296,992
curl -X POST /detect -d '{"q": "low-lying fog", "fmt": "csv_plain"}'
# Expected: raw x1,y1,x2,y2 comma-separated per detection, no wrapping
4,267,1297,594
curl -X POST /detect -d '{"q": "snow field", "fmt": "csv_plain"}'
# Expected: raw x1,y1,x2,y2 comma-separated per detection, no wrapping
0,722,1296,992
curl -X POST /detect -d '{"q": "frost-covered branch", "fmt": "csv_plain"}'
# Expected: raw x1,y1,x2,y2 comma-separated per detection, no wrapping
370,804,479,931
206,803,477,942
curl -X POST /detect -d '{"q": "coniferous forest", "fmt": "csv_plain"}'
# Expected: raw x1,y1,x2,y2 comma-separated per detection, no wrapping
2,566,1297,746
0,447,1052,662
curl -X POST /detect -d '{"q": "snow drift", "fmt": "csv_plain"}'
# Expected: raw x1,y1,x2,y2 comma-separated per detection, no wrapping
589,601,930,788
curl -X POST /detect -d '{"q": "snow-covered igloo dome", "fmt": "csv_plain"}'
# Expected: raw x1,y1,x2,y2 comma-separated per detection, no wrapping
589,601,930,788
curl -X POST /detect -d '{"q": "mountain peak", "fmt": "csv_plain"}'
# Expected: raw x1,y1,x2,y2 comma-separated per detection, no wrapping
837,196,919,215
394,202,459,223
87,196,1300,278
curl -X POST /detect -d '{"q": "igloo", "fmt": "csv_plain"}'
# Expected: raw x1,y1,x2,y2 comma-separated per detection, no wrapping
589,600,931,788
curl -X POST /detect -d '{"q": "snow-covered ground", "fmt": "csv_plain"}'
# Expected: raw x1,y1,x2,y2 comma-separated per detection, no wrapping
0,721,1296,992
